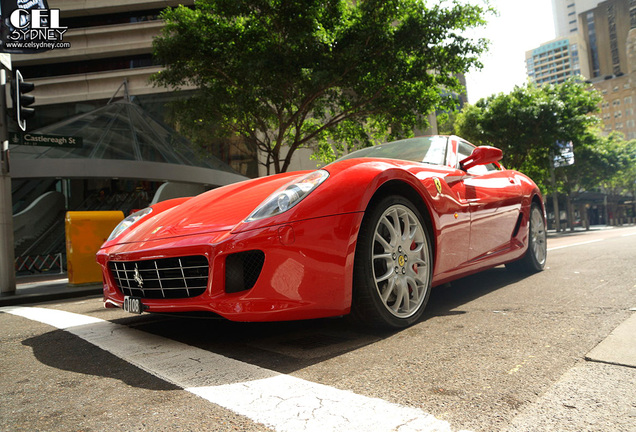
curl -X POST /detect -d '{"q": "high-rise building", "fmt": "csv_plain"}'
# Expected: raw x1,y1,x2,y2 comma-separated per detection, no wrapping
11,1,331,179
525,0,603,86
525,33,590,85
11,0,275,178
552,0,604,36
535,1,636,138
579,0,635,78
580,0,636,138
14,1,189,129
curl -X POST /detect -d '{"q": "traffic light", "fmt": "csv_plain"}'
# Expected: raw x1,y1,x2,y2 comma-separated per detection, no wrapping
11,69,35,131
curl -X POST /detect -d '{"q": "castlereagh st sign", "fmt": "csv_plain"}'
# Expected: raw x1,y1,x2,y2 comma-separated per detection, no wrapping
10,131,82,148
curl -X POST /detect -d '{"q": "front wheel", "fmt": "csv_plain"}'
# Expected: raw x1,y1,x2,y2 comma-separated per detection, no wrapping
351,195,433,329
506,203,547,273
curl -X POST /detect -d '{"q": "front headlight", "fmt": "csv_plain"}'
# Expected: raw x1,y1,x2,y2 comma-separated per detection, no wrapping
106,207,153,242
246,170,329,221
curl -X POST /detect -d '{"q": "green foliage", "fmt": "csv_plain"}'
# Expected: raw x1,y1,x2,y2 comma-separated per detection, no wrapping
455,79,602,190
598,134,636,196
559,131,622,195
152,0,490,173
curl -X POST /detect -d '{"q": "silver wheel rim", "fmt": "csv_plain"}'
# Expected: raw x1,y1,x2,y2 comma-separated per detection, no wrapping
372,204,430,318
530,207,547,265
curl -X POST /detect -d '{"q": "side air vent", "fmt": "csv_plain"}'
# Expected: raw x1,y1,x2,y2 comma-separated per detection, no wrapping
225,250,265,293
512,213,524,238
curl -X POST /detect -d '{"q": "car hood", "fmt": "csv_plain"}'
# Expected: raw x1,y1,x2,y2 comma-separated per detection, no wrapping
111,171,307,244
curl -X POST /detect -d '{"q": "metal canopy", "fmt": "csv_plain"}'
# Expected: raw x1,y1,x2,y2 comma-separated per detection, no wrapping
9,99,246,186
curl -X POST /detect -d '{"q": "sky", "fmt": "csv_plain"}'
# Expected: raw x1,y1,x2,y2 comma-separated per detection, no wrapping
464,0,557,103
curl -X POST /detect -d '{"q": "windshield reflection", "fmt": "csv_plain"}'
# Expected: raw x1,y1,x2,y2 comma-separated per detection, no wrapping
336,136,448,165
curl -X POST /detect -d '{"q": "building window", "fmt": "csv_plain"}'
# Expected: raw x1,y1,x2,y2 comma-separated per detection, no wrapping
20,54,156,79
587,12,600,77
608,4,621,75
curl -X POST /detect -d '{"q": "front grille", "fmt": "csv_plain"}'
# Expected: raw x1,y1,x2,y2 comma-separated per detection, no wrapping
109,255,209,299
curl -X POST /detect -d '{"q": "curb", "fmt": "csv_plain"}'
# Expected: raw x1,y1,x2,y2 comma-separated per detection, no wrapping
0,282,102,307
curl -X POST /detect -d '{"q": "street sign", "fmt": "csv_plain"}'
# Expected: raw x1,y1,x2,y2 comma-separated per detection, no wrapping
554,140,574,168
9,131,82,148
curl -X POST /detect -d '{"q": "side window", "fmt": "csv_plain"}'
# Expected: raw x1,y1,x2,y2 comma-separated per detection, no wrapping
457,141,499,175
457,141,474,166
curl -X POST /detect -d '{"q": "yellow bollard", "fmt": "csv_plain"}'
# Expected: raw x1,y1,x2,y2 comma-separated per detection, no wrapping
65,211,124,285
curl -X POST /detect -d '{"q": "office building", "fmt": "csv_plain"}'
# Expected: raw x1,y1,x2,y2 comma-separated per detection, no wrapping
552,0,604,36
578,0,636,138
578,0,635,78
525,34,590,85
9,0,252,260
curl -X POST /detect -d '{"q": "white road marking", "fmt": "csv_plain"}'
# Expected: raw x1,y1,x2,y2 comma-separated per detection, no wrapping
547,239,604,251
621,232,636,237
1,306,470,432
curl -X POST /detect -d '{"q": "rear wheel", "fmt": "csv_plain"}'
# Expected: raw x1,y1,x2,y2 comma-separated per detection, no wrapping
352,195,433,329
506,203,547,272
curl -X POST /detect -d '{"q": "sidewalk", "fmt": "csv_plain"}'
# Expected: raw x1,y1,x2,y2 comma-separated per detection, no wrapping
0,272,102,307
546,223,623,237
505,312,636,432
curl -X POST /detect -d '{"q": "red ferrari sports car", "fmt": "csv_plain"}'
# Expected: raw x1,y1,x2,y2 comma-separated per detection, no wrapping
97,135,547,328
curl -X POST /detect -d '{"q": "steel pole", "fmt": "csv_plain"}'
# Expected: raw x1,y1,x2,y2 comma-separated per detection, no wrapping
549,150,560,233
0,67,16,295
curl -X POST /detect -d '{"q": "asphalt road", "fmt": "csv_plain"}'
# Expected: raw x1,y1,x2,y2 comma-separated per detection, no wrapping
1,225,635,432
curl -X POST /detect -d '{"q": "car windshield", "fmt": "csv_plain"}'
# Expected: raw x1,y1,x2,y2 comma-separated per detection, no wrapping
336,136,449,165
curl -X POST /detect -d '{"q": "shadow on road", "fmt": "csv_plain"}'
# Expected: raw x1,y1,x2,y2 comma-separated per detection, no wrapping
22,329,181,391
21,265,533,388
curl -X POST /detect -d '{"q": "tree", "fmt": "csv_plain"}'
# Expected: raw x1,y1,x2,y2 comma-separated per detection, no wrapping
455,79,603,187
557,131,622,228
152,0,490,174
618,139,636,215
598,136,636,223
455,79,603,231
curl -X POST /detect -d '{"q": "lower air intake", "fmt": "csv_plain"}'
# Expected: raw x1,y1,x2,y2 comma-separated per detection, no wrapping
225,250,265,293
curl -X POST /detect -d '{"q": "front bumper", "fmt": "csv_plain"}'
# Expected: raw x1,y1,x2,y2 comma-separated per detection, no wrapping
97,212,364,322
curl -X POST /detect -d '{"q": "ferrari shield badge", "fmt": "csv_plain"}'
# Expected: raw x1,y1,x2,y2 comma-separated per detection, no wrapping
433,177,442,194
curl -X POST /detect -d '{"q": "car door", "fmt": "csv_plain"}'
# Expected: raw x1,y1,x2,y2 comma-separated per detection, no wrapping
456,140,523,261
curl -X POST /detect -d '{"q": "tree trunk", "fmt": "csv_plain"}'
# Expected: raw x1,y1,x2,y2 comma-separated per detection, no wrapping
581,203,590,230
566,194,575,231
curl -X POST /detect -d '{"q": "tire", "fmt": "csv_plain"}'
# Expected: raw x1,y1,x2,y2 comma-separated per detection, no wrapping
351,195,433,329
506,203,547,273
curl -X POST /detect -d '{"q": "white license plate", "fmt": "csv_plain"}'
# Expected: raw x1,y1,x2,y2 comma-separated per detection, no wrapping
123,296,144,314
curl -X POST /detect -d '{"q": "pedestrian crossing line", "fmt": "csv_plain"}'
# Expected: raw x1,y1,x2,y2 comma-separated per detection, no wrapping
547,239,604,251
1,306,471,432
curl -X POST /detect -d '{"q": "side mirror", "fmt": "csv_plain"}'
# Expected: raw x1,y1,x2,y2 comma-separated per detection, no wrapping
460,146,503,171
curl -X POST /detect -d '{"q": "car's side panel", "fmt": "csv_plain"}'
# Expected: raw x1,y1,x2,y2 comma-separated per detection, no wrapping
462,169,522,260
324,161,476,278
